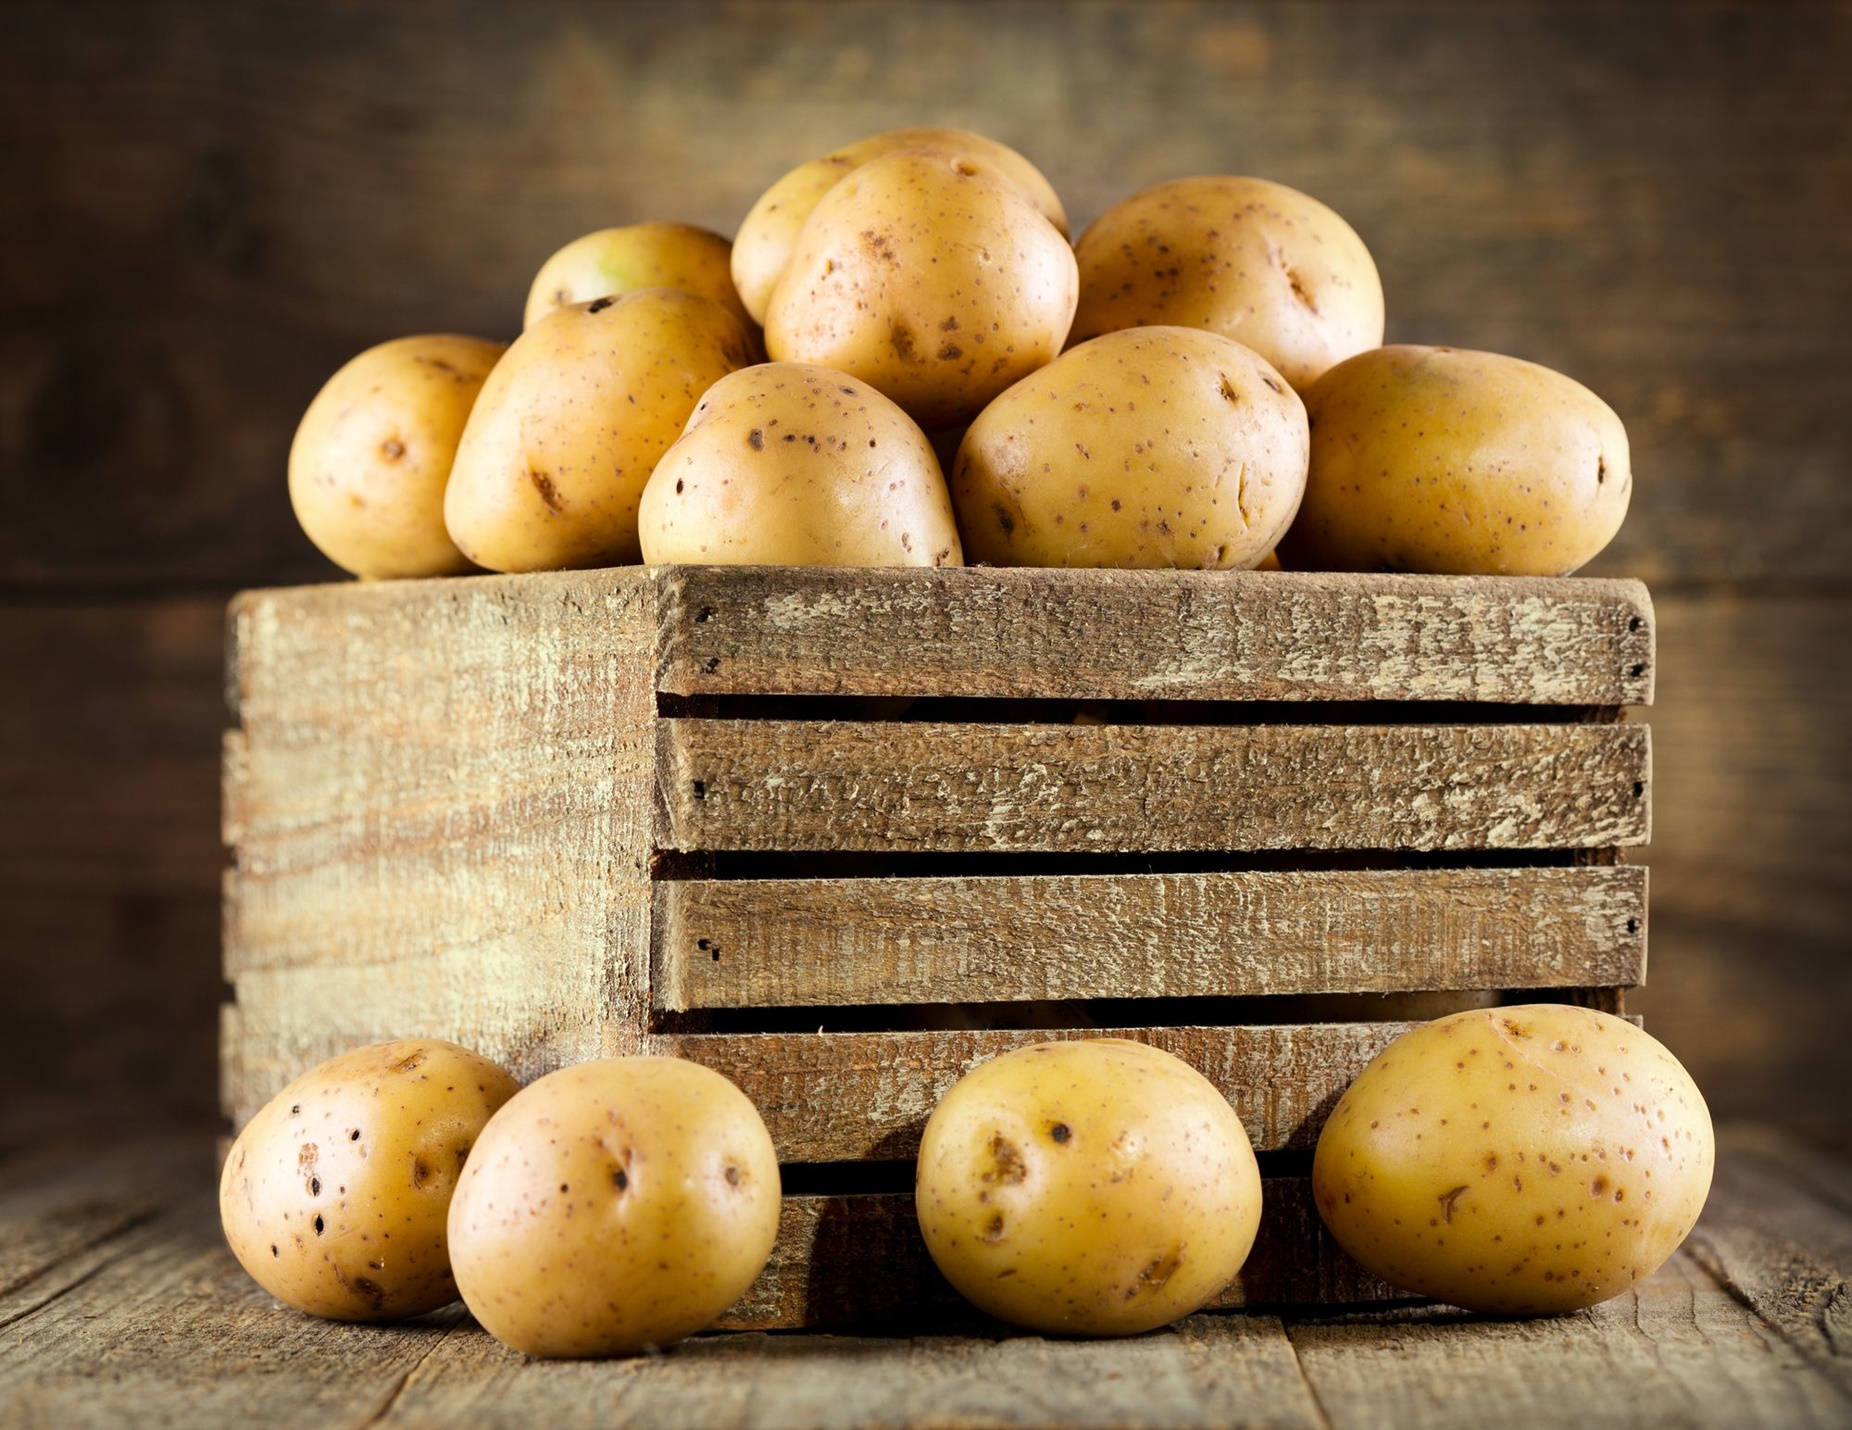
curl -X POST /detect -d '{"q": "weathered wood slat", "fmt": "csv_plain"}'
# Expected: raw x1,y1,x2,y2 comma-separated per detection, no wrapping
717,1178,1397,1332
647,1024,1409,1162
658,567,1656,705
654,866,1647,1011
656,719,1652,854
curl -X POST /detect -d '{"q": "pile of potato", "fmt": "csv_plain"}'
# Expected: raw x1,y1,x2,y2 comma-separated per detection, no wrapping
289,127,1632,581
223,1011,1712,1355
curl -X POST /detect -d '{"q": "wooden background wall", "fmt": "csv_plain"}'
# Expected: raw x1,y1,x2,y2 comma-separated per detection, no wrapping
4,1,1847,1148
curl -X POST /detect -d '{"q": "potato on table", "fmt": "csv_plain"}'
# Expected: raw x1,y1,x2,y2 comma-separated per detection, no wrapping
639,362,961,567
952,326,1308,569
1279,344,1632,575
523,221,753,333
219,1039,521,1321
447,1056,781,1357
443,288,756,572
1313,1005,1713,1314
915,1039,1262,1336
288,334,505,580
1071,175,1384,392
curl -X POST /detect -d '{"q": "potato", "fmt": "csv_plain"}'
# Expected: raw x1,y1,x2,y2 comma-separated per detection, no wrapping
1070,176,1384,392
443,289,755,572
1278,345,1632,575
287,335,505,579
522,221,753,333
219,1039,520,1321
1313,1005,1714,1315
915,1039,1262,1336
733,126,1068,325
952,326,1308,569
639,362,961,567
764,149,1078,430
447,1057,780,1357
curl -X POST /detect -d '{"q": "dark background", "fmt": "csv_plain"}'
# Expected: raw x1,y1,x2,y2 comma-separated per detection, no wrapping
4,1,1848,1148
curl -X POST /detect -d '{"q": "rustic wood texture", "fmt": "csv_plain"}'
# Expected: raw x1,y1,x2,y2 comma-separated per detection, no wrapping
221,570,660,1126
1,1126,1846,1427
654,866,1647,1011
658,567,1655,705
658,718,1651,854
650,1023,1406,1163
719,1177,1396,1333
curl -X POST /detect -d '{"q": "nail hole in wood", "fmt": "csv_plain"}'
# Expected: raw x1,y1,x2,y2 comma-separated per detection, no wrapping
1632,781,1645,798
1629,663,1645,678
1627,918,1640,934
703,657,721,674
1628,616,1643,633
696,606,714,623
692,780,706,800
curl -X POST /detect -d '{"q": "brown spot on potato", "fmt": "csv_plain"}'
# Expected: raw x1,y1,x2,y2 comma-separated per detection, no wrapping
411,1157,433,1190
984,1135,1027,1185
1049,1123,1071,1145
527,467,563,513
391,1051,428,1074
747,428,764,450
1127,1248,1182,1299
586,296,615,314
379,438,405,461
1438,1185,1469,1222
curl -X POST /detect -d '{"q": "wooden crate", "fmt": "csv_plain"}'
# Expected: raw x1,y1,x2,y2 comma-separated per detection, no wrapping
221,566,1653,1328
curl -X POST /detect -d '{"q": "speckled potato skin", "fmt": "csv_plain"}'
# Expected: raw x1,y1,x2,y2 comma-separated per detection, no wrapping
287,335,505,579
765,149,1078,430
733,126,1068,325
218,1039,521,1321
1278,345,1632,575
952,327,1308,569
1312,1005,1714,1315
915,1039,1262,1336
447,1057,781,1357
1070,176,1384,392
522,222,754,333
639,362,961,567
443,289,755,572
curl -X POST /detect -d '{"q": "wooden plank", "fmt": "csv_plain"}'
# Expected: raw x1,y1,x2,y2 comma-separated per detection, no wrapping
654,865,1647,1011
718,1177,1396,1333
658,567,1655,705
657,719,1652,854
221,570,660,1127
651,1023,1410,1162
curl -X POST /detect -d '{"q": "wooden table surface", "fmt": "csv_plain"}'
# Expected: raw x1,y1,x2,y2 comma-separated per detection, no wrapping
2,1124,1846,1429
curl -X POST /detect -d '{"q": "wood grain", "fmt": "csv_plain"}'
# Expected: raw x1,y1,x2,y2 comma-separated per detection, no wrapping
221,570,660,1126
657,719,1652,854
718,1177,1397,1333
657,567,1655,705
650,1023,1408,1162
654,866,1647,1011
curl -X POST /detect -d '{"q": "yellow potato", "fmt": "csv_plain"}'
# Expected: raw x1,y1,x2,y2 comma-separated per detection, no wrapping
915,1039,1262,1336
447,1057,780,1357
219,1039,520,1321
765,149,1078,430
1313,1005,1714,1315
287,335,505,579
952,327,1308,569
733,126,1068,325
443,289,755,572
639,362,961,567
522,221,753,333
1279,345,1632,575
1070,176,1385,392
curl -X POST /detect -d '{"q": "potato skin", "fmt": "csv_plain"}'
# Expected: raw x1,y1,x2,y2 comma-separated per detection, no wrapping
1071,176,1384,392
639,362,961,567
733,126,1068,325
952,326,1308,569
765,149,1078,430
523,222,754,333
1313,1005,1714,1315
1279,345,1632,575
447,1057,781,1357
443,289,755,572
287,335,505,579
218,1039,520,1321
915,1039,1262,1336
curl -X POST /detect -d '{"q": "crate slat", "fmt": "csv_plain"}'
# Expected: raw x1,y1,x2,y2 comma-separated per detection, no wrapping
657,720,1651,854
653,865,1646,1011
658,566,1655,705
716,1178,1395,1331
649,1023,1421,1161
